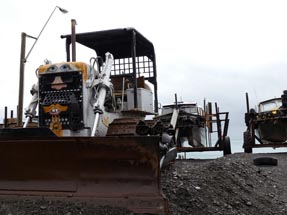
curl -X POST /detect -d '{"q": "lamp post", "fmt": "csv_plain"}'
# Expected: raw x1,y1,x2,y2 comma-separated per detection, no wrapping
17,6,68,126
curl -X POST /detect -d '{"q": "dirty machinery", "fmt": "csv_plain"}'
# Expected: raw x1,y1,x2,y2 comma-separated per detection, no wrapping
244,90,287,153
0,27,177,214
154,95,231,157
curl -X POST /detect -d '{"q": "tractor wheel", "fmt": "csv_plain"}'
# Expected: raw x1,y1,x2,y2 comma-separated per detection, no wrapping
243,131,253,153
223,136,232,155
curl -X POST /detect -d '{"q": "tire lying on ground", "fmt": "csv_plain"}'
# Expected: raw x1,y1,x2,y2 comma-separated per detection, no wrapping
253,157,278,166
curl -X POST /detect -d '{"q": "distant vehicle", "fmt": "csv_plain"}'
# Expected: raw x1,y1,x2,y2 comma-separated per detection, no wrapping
159,102,206,147
155,97,232,156
244,90,287,153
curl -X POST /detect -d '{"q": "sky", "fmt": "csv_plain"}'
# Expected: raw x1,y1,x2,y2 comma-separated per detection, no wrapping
1,0,287,145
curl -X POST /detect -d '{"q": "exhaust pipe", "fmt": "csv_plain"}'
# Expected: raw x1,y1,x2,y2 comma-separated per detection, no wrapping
71,19,77,62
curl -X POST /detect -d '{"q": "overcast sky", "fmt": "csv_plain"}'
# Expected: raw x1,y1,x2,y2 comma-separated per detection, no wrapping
1,0,287,144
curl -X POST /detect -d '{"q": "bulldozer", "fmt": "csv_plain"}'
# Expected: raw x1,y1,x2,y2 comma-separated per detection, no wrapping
0,27,177,214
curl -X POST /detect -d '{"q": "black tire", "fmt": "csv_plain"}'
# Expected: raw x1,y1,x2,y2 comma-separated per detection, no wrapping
223,136,232,155
243,131,253,153
253,157,278,166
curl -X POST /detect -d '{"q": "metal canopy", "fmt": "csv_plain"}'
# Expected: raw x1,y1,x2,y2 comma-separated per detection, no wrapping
61,27,158,113
61,28,155,60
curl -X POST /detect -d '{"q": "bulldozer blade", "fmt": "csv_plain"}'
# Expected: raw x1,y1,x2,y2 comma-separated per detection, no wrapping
0,131,168,214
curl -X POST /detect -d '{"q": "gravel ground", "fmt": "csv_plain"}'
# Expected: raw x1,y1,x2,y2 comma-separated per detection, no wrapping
161,152,287,215
0,152,286,215
0,199,134,215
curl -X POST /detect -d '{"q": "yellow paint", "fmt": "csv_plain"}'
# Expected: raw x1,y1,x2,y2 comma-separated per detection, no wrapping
43,104,68,114
38,62,89,80
50,115,63,137
272,110,277,115
102,116,110,127
38,64,50,74
71,62,89,80
43,104,67,137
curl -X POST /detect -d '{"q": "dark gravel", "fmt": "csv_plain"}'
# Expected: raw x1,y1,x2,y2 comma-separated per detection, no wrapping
0,199,134,215
161,152,287,215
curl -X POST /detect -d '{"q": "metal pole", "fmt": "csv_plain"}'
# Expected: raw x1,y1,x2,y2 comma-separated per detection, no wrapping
174,93,178,109
215,103,222,141
17,32,26,126
25,6,68,61
152,54,159,113
131,30,138,109
25,7,57,60
16,6,68,127
4,107,8,128
245,92,250,113
71,19,77,61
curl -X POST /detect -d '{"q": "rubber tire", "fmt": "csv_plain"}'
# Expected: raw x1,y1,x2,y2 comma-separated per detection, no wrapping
243,131,253,153
253,157,278,166
223,136,232,155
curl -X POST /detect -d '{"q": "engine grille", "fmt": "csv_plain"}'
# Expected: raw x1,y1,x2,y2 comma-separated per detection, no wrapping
38,71,84,130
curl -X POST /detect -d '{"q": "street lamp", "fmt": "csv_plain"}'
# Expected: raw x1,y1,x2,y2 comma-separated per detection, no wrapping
17,6,68,126
25,6,68,62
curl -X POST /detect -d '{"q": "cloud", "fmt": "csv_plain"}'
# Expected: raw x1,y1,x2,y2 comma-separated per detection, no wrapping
2,0,287,143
